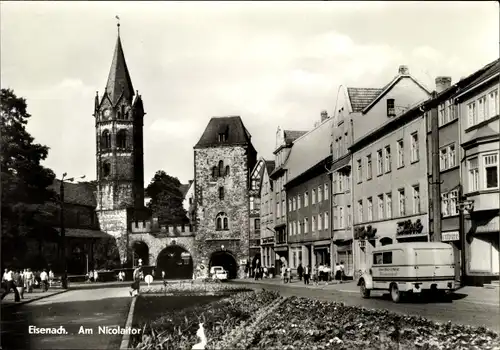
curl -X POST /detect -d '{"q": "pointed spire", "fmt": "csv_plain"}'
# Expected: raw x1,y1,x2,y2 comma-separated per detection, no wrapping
104,20,134,105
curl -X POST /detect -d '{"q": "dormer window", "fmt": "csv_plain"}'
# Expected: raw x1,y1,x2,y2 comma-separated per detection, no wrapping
387,99,396,117
218,133,227,142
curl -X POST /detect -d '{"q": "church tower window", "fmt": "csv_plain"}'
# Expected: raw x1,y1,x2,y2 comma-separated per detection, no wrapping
101,130,111,149
215,212,229,231
218,160,224,177
219,187,224,200
102,162,111,177
225,165,230,176
116,129,127,149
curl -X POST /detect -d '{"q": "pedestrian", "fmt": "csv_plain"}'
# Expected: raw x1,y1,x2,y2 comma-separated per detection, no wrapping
335,263,342,283
48,269,54,287
14,269,24,299
25,268,34,292
297,263,303,281
40,269,49,292
88,270,94,282
2,268,9,290
161,270,165,280
94,270,99,283
129,266,142,297
312,265,319,285
303,265,310,285
1,268,20,302
339,261,345,284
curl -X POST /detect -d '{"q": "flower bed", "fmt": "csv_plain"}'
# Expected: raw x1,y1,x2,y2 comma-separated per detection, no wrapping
139,281,250,296
132,290,280,349
250,297,500,350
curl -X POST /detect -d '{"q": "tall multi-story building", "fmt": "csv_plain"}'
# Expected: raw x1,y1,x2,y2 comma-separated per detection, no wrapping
259,160,276,268
285,112,333,271
248,158,267,269
193,116,257,278
268,128,307,272
456,60,499,285
350,65,431,275
424,60,497,283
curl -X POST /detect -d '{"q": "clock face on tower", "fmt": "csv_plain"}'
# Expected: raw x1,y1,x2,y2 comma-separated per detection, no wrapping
102,109,111,120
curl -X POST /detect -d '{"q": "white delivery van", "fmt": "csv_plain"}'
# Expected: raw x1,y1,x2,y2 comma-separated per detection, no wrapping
357,242,456,303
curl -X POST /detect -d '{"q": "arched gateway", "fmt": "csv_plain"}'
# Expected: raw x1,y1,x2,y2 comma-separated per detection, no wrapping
156,245,193,279
209,251,238,279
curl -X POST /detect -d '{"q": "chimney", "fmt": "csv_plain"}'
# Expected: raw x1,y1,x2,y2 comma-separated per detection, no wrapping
321,110,329,122
435,76,452,93
398,65,410,75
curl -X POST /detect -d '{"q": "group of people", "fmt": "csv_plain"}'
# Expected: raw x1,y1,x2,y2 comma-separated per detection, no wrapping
295,261,346,285
86,270,100,283
1,268,54,302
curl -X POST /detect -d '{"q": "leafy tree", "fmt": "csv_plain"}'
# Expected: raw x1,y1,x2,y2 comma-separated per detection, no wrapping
1,88,57,267
145,171,188,225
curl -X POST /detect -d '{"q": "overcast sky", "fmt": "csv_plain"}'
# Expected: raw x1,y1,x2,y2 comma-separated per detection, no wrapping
1,1,498,185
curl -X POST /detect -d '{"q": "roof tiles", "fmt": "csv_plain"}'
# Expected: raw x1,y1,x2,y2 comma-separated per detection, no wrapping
347,88,383,112
195,116,252,148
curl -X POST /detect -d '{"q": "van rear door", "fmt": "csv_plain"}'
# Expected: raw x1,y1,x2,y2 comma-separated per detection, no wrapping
414,247,454,280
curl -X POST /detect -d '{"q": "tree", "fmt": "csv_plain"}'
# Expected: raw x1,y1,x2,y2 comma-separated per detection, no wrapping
145,171,188,225
1,88,57,267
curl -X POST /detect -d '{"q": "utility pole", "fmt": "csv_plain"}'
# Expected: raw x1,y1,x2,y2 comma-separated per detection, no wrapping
430,93,442,243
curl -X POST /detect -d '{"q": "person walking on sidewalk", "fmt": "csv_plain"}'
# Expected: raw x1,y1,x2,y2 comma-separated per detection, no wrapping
297,263,303,281
13,269,24,299
303,265,310,285
130,266,142,297
48,269,54,287
40,269,49,292
339,261,346,284
25,268,34,293
1,268,20,302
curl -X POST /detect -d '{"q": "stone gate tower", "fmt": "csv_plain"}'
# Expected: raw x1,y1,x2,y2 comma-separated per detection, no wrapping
94,24,145,257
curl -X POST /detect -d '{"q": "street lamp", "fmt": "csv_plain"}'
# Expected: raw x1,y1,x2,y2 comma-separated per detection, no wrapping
60,172,86,289
456,199,474,287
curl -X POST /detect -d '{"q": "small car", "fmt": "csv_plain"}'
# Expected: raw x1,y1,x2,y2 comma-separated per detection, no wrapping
210,266,228,281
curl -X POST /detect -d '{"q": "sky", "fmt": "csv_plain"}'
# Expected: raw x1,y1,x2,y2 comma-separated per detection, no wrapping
1,1,498,185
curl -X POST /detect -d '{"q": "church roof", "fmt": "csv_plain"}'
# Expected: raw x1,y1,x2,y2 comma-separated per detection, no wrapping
104,30,134,105
194,116,252,148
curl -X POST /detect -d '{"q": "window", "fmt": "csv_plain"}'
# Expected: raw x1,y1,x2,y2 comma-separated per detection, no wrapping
312,189,317,204
489,90,499,118
347,205,352,227
449,145,456,168
468,157,479,192
387,98,395,117
295,221,298,235
218,133,227,142
324,212,329,229
385,193,392,219
251,179,257,190
304,192,309,207
397,139,404,167
382,252,393,264
304,217,309,233
345,173,351,190
484,153,499,189
477,96,486,124
344,132,349,153
441,192,449,217
377,150,383,175
366,155,372,180
398,188,406,216
339,207,344,228
288,199,292,212
312,215,317,232
440,148,448,171
255,219,260,230
439,103,446,126
333,207,338,228
276,202,280,218
225,165,230,176
215,212,229,230
219,187,225,200
357,200,364,223
468,102,477,127
318,186,323,202
282,200,285,217
101,130,111,149
338,173,344,192
412,185,420,214
116,129,127,148
411,132,419,162
290,221,294,235
447,100,456,122
357,159,362,182
377,194,384,219
218,160,224,177
332,173,337,194
338,136,342,154
298,195,301,209
293,197,297,211
212,166,218,178
373,253,383,265
384,146,391,173
449,190,458,216
102,162,111,177
367,197,373,221
318,214,323,230
324,184,329,200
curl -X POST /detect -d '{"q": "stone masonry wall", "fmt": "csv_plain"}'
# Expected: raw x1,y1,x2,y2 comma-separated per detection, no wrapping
129,233,196,267
97,209,128,262
194,146,250,268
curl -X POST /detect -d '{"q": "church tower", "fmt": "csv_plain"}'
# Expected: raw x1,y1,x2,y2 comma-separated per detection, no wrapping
94,23,145,211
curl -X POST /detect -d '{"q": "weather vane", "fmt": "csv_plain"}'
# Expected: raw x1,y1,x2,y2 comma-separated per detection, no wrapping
116,15,120,34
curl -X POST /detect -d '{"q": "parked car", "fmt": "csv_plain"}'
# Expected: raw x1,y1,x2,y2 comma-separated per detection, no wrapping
357,242,456,303
210,266,228,281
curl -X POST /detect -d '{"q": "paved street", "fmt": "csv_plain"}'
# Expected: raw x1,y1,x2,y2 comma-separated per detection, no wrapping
1,287,132,350
232,279,500,332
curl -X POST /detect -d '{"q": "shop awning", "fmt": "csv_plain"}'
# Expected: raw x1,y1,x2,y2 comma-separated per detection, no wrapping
313,240,331,247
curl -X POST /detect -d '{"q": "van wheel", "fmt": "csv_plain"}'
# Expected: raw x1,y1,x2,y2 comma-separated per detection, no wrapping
360,279,370,299
390,283,401,303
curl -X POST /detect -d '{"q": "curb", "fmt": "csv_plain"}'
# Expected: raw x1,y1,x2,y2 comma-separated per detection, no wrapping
1,289,69,309
120,296,137,350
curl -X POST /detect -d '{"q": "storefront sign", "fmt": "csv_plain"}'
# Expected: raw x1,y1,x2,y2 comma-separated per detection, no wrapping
442,231,459,242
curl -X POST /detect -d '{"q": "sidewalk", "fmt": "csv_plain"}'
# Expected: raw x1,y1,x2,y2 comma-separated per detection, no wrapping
1,287,68,308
